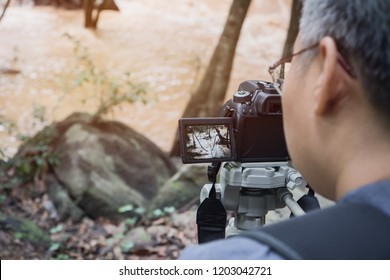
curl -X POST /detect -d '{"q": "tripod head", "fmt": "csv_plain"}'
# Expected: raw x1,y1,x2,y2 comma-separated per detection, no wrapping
197,161,316,243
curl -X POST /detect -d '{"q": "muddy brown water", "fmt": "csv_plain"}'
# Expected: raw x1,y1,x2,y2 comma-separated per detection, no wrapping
0,0,291,157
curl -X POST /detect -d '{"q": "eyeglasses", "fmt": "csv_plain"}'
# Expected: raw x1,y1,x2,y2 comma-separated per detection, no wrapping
268,42,357,95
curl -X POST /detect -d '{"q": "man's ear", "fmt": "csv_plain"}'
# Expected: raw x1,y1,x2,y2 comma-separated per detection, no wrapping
314,37,343,115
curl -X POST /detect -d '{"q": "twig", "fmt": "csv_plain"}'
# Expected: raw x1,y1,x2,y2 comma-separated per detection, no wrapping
0,0,11,23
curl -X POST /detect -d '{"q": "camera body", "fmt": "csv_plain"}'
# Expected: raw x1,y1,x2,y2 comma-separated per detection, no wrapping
222,79,289,162
179,80,289,163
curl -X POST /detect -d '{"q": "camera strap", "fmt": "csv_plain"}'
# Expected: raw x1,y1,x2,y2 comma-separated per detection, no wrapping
197,163,227,244
290,187,320,217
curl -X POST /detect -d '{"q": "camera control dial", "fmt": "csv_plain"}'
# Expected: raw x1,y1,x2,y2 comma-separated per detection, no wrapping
233,90,252,103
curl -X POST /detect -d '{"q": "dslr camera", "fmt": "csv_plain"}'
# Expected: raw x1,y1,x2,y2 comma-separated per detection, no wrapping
179,80,289,163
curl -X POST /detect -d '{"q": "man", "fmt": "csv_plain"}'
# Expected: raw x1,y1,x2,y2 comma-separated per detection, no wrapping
180,0,390,259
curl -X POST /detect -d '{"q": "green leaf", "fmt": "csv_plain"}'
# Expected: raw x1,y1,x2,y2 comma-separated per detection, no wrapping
163,206,175,214
118,204,134,213
134,207,145,215
120,240,134,253
106,237,114,246
21,162,32,175
14,232,24,240
56,254,70,260
152,209,164,217
124,218,137,226
114,233,124,240
35,157,45,168
48,156,60,166
49,224,64,234
49,242,61,252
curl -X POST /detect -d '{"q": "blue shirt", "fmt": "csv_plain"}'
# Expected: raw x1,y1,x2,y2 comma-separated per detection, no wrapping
179,180,390,260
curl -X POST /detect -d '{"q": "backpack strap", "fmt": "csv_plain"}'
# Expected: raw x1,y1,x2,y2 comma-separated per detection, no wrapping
239,202,390,259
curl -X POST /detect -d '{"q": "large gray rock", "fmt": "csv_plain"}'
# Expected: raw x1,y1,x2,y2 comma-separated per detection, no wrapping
50,113,177,221
11,112,177,222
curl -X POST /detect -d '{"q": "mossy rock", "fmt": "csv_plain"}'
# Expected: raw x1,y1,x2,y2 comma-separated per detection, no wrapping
7,112,177,222
0,212,51,249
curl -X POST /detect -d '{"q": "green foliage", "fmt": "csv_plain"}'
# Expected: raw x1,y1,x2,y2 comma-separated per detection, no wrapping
124,217,137,227
152,206,176,218
118,204,134,213
134,207,146,215
117,204,145,216
49,242,61,252
118,201,177,225
49,224,64,234
4,215,52,247
120,239,134,253
63,33,149,120
117,204,176,231
117,203,146,230
0,109,59,189
48,242,71,259
55,254,70,260
2,126,60,188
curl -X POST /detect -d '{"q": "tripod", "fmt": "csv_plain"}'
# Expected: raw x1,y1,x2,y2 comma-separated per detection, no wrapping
197,161,317,243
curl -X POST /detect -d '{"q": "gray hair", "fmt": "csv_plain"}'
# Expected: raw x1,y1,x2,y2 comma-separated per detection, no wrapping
299,0,390,127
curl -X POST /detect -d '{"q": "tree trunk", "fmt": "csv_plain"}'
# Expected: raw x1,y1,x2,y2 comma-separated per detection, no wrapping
281,0,302,57
83,0,119,29
170,0,252,156
84,0,95,28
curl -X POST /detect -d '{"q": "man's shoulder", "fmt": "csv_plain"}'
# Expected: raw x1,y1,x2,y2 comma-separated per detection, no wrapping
340,179,390,216
180,235,285,260
243,197,390,259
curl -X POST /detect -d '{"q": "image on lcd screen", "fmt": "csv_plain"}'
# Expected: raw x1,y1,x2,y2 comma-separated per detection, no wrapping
184,124,232,161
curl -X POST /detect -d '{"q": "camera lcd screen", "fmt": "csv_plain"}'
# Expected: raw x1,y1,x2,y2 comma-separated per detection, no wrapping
179,118,236,163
